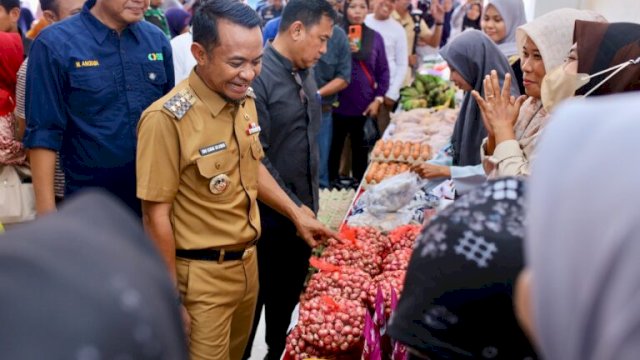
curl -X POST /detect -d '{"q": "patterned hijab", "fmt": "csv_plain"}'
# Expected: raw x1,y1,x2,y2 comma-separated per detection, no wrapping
440,29,519,166
527,93,640,360
574,21,640,96
0,191,188,359
388,178,538,360
485,0,527,57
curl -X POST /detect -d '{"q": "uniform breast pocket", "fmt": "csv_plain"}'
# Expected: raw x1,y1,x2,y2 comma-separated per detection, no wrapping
68,71,118,117
140,62,168,104
195,152,236,202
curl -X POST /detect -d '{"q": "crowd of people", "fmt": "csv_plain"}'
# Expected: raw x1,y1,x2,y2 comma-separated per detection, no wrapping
0,0,639,359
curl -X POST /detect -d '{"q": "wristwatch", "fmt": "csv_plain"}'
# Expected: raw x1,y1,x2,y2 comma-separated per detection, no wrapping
375,96,384,104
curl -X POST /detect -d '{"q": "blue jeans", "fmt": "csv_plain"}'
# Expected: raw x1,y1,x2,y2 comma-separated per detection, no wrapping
317,110,333,188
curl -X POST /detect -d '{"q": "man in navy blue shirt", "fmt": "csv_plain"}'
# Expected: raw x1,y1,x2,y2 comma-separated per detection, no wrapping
24,0,174,216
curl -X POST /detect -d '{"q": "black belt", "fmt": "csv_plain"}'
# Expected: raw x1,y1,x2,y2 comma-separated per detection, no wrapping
176,248,249,262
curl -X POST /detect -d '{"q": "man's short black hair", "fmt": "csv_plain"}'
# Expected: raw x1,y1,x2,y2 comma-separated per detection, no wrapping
278,0,336,34
192,0,261,52
39,0,57,12
0,0,20,12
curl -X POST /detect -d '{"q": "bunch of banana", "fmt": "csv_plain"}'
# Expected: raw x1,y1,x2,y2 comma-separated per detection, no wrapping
400,74,457,110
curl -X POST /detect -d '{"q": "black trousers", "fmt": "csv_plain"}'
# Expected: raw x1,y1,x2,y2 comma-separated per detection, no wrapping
329,113,369,182
243,208,312,360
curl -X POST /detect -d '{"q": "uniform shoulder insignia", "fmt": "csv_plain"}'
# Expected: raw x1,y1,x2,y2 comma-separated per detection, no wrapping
163,88,197,120
245,86,256,99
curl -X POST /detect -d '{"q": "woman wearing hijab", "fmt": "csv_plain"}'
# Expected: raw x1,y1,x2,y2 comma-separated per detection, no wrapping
0,32,26,166
540,20,640,112
462,1,482,31
481,0,527,58
450,0,482,39
329,0,390,183
480,0,527,93
388,177,538,360
473,8,605,179
515,93,640,360
411,29,518,194
166,7,192,38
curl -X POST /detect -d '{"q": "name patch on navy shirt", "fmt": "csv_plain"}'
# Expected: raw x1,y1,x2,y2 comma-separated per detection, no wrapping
199,142,227,156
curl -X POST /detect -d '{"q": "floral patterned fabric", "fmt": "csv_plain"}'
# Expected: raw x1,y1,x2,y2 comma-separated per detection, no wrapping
388,178,538,359
0,113,26,166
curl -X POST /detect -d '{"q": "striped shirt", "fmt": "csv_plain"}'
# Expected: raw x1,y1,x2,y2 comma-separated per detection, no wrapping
15,59,65,199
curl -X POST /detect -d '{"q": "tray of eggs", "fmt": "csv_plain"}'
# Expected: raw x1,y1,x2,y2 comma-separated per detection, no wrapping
371,140,432,163
363,161,412,186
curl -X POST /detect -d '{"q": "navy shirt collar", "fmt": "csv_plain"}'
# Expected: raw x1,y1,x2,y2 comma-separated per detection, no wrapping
81,0,143,45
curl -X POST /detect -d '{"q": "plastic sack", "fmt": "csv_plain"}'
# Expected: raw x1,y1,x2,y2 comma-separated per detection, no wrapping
363,116,381,147
356,172,426,214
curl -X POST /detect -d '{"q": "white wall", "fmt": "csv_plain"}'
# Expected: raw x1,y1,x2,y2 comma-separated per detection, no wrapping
534,0,640,22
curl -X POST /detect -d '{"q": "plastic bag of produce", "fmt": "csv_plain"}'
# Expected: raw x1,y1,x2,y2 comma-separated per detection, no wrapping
320,244,383,277
388,225,422,252
382,248,413,272
304,257,372,303
362,116,381,147
298,296,367,354
358,172,426,214
368,271,406,317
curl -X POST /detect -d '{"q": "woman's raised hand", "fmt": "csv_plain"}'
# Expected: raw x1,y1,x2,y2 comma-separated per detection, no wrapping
472,70,527,143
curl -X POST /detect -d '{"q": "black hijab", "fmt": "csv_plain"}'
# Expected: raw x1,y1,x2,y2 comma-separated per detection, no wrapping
0,190,188,359
388,178,538,360
439,30,519,166
343,0,376,61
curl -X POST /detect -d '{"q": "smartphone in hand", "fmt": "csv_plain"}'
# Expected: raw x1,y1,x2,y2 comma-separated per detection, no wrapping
348,25,362,51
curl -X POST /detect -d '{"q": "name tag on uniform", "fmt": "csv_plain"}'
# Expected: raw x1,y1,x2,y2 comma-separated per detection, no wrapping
246,123,261,136
199,142,227,156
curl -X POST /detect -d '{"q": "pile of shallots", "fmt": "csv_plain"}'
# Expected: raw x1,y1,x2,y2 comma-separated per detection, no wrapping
285,225,423,359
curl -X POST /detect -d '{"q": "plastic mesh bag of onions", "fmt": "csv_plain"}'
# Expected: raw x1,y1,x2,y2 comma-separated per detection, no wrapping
320,227,387,276
382,248,413,272
387,224,422,252
303,257,372,303
286,296,367,358
368,270,407,316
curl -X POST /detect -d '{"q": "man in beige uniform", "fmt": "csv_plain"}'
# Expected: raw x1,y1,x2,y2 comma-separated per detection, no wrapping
136,1,335,360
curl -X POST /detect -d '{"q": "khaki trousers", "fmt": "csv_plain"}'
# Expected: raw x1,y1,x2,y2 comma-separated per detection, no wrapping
177,247,258,360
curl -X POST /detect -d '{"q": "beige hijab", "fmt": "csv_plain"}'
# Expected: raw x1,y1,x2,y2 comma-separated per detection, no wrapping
513,9,606,158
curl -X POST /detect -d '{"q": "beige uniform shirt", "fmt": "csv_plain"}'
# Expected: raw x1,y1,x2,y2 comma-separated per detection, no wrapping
137,70,264,250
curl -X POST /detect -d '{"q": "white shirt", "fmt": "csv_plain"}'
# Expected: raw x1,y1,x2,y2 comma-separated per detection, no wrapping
365,14,408,101
171,30,196,84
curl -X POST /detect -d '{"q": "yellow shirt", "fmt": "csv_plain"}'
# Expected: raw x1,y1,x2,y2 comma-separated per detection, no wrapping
137,70,264,249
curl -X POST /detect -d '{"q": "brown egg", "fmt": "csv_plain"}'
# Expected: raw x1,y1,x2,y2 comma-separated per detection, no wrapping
393,146,402,158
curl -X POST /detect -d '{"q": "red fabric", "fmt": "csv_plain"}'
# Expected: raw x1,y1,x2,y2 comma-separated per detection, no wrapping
0,33,24,115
